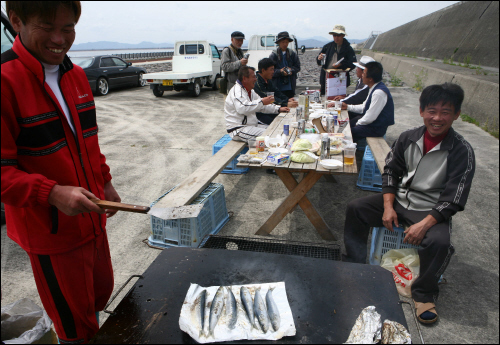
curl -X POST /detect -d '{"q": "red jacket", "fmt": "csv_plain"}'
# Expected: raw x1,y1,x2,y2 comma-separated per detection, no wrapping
1,36,112,255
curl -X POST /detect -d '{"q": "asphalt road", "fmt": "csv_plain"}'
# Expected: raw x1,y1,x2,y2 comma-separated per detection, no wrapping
1,82,498,344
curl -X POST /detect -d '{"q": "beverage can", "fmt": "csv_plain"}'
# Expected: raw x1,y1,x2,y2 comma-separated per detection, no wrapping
244,53,250,59
297,119,305,135
284,123,289,136
333,114,338,126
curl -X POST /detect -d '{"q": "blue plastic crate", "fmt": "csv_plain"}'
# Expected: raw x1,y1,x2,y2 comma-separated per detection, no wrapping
212,135,249,174
148,183,230,249
357,146,383,192
369,226,420,265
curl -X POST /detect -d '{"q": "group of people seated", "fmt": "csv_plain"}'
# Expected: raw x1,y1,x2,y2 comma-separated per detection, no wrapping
222,27,477,326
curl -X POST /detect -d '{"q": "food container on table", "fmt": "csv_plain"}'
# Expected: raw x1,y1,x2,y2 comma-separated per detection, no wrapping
267,153,290,165
320,159,343,170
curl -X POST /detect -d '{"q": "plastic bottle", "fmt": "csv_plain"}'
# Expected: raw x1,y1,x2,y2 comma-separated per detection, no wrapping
256,136,265,152
320,133,330,160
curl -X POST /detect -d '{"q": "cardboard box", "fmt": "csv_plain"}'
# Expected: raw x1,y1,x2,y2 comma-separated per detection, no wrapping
267,153,290,166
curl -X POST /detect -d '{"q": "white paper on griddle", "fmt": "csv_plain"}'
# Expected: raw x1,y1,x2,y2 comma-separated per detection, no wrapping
179,282,296,343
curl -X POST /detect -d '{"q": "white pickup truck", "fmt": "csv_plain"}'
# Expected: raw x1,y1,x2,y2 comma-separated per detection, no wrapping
144,40,221,97
246,34,299,71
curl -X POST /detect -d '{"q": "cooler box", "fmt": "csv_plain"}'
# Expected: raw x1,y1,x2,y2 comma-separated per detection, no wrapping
212,135,249,174
148,183,229,249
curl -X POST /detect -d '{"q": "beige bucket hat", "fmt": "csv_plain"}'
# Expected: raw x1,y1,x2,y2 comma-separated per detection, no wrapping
329,24,347,36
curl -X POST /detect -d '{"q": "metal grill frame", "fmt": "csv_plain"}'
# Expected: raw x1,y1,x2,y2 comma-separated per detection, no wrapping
200,235,341,261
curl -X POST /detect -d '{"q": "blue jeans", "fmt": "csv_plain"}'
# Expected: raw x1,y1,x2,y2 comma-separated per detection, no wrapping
351,124,387,143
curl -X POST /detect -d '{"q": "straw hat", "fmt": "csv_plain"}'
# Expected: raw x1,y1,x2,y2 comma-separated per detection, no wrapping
329,25,347,36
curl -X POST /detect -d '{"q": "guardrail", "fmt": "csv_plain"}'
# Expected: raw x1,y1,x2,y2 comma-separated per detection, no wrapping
111,51,174,60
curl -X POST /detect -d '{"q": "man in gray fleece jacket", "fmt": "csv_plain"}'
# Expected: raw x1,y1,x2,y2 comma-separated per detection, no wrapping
343,83,475,325
221,31,248,94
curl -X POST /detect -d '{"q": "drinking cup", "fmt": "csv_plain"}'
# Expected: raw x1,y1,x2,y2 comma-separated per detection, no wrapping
335,101,341,110
248,140,258,155
343,147,355,165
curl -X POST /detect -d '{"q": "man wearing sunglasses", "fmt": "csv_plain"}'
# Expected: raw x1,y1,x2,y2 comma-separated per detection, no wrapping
317,25,357,96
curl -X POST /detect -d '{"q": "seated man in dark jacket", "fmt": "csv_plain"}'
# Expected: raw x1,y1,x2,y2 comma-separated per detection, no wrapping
339,61,394,142
254,58,298,125
317,24,357,96
343,83,475,325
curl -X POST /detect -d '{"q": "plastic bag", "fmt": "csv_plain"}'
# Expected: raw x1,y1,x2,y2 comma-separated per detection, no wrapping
291,152,317,163
380,249,420,297
1,298,53,344
291,139,312,151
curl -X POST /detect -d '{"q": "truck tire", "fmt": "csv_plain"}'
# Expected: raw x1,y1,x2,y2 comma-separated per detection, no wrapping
212,75,220,90
191,80,201,97
153,85,164,97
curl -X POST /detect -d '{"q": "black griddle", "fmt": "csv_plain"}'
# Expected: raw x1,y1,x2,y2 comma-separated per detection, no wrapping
90,247,407,344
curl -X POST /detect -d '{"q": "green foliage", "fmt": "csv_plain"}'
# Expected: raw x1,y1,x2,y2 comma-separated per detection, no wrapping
431,56,436,62
454,48,459,54
443,57,449,64
463,54,472,68
460,114,499,139
413,69,427,91
389,74,403,86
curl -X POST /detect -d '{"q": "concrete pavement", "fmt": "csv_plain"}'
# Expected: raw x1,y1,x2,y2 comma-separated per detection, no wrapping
1,79,498,343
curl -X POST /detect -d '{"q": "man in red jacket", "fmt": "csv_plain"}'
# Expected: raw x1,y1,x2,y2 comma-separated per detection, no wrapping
1,2,120,343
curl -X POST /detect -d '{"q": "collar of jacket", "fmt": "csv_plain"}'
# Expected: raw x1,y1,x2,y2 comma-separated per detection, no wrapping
409,125,456,151
331,38,351,53
256,71,269,86
276,48,290,62
13,35,74,85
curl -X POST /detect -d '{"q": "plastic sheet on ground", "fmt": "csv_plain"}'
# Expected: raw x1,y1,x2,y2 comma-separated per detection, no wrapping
179,282,296,343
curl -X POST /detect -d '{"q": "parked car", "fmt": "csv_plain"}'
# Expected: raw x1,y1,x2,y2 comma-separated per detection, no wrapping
71,55,147,96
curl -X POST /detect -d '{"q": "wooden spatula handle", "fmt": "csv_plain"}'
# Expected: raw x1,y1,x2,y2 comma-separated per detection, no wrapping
90,199,150,213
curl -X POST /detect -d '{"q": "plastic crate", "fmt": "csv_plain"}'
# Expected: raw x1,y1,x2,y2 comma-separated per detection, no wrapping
212,135,249,174
357,146,383,192
369,226,420,265
148,183,230,249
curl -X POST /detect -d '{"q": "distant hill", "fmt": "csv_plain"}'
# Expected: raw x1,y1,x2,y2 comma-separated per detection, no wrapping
71,37,367,51
71,41,174,51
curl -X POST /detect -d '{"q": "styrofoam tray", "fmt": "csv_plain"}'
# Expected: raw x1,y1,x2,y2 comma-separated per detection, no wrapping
179,282,296,343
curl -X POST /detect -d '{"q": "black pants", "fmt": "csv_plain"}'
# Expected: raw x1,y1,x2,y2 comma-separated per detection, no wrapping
343,193,454,303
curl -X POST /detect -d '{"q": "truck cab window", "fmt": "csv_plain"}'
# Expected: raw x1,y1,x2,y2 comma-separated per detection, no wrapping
180,44,204,55
210,45,220,59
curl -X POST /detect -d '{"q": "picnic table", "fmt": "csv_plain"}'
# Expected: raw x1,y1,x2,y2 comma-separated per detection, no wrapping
237,109,358,241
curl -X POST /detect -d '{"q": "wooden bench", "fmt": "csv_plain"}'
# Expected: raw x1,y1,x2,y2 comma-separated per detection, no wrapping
366,137,391,174
152,139,246,208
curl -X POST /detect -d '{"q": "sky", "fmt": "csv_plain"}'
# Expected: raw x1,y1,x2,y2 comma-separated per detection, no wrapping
2,1,459,45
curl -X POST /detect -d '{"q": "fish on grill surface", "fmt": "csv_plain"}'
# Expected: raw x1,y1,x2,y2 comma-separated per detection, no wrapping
225,286,238,330
266,287,280,332
240,286,255,329
254,287,270,333
208,286,225,337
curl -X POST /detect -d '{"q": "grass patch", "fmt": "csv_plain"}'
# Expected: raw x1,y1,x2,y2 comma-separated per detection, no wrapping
461,114,499,139
413,69,427,91
389,74,403,86
431,56,436,62
463,54,472,68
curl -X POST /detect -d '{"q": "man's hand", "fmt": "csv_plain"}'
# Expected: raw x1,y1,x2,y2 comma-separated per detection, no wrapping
48,185,105,216
318,53,325,61
262,96,274,105
403,215,438,246
382,193,398,231
240,58,248,66
281,67,289,76
279,107,290,113
287,100,299,108
341,102,348,110
333,95,345,101
103,181,121,218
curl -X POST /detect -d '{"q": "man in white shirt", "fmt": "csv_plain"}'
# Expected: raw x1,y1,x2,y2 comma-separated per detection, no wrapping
338,61,395,143
225,66,289,142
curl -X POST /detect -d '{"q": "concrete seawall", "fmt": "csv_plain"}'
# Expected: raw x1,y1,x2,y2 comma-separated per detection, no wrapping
361,50,499,134
372,1,499,68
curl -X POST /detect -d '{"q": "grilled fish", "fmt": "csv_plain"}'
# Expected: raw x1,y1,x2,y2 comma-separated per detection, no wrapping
226,286,238,329
266,287,280,332
240,286,255,328
254,287,270,333
194,289,207,337
208,286,225,337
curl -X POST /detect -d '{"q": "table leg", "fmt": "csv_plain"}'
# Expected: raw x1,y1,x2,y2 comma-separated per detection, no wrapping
289,172,305,214
255,170,337,241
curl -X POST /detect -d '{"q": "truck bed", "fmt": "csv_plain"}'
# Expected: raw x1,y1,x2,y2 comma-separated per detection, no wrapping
144,70,213,80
